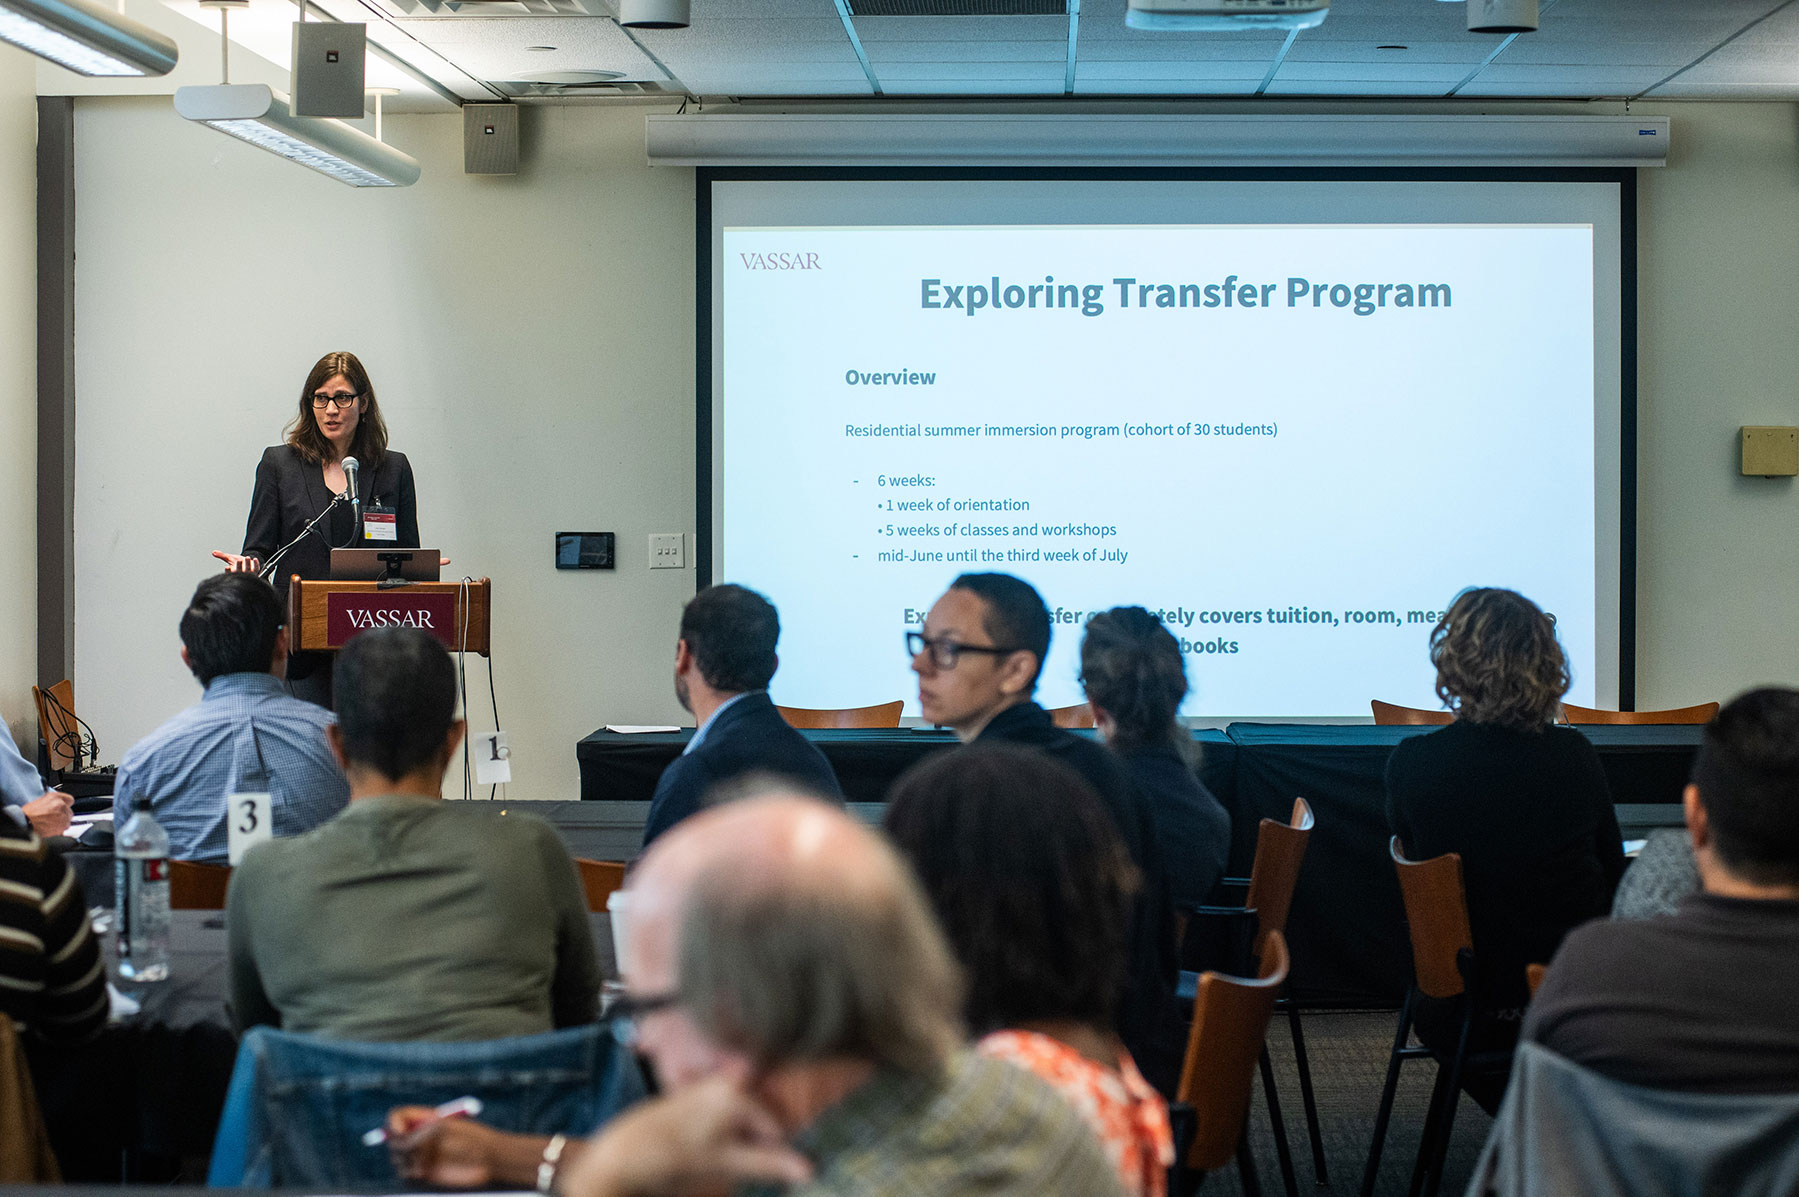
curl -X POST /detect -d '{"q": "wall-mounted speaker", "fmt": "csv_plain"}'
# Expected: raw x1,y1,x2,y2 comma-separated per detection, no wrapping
291,21,366,118
464,103,518,175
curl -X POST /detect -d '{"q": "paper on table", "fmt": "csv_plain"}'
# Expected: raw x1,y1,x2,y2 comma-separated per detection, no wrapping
69,814,113,842
605,725,683,734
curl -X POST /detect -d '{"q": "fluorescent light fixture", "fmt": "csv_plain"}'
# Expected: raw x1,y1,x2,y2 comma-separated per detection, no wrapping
0,0,177,75
174,83,420,186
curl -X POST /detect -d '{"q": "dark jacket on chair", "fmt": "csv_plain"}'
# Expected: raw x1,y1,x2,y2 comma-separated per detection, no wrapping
640,692,844,847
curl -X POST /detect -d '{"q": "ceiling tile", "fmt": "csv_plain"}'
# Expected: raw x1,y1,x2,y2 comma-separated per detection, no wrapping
880,77,1064,93
850,14,1067,41
1071,78,1261,95
1075,59,1269,81
863,40,1064,61
1272,61,1473,83
876,60,1064,78
1261,79,1462,96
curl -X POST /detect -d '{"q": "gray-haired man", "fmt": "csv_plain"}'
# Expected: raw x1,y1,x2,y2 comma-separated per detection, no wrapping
391,793,1124,1197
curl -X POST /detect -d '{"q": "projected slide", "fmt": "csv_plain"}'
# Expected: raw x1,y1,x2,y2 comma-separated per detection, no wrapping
719,219,1603,718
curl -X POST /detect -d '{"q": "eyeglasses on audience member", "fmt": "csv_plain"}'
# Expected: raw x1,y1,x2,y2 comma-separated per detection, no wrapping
906,632,1025,670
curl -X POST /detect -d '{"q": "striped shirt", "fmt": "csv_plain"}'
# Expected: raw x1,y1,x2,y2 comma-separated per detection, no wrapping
0,818,106,1042
742,1051,1127,1197
112,672,349,864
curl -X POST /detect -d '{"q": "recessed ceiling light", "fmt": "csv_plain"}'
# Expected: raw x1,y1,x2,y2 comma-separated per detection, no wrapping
1377,44,1406,50
525,44,556,51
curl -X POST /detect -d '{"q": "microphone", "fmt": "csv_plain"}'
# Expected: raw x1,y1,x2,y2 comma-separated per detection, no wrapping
342,456,360,513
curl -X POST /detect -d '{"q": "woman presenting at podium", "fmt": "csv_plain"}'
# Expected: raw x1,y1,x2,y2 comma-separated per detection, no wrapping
212,350,420,705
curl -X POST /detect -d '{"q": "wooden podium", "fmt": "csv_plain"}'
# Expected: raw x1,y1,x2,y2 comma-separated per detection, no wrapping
288,576,492,656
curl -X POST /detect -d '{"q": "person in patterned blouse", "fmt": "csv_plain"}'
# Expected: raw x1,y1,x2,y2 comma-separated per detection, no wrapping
887,745,1175,1197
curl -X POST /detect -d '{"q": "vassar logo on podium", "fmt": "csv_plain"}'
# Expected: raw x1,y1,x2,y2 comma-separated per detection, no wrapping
326,593,458,649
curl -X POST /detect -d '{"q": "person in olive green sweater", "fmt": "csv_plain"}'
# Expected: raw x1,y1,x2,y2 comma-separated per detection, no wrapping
226,626,601,1042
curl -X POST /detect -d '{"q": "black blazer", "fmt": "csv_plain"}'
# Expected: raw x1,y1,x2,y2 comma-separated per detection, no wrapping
640,692,845,847
241,445,420,598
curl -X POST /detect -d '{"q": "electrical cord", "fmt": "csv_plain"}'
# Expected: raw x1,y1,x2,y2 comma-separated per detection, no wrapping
40,687,99,772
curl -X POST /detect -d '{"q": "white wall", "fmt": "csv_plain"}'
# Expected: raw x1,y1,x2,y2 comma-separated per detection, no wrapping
68,98,1799,798
1633,102,1799,704
74,99,695,801
0,50,39,758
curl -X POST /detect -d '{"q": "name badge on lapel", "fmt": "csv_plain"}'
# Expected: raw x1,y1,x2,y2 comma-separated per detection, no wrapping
362,502,397,542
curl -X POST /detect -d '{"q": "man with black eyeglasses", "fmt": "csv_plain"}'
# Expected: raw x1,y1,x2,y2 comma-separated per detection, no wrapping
908,572,1180,1093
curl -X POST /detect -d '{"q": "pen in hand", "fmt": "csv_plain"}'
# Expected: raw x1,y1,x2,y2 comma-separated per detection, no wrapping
362,1095,483,1147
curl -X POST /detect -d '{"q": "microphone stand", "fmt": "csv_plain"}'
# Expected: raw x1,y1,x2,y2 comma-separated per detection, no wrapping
257,492,351,582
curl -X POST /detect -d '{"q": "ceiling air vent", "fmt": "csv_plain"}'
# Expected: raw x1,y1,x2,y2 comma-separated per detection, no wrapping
492,74,676,98
848,1,1068,14
380,0,609,15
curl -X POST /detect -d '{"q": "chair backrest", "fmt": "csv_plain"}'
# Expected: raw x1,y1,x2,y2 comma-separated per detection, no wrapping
1526,963,1547,999
1390,837,1474,1000
1467,1041,1799,1197
1175,930,1289,1171
207,1022,648,1187
0,1012,61,1182
1048,703,1095,729
575,858,628,913
774,701,904,729
170,861,232,910
1558,701,1719,726
1370,699,1453,726
32,680,79,773
1242,797,1314,951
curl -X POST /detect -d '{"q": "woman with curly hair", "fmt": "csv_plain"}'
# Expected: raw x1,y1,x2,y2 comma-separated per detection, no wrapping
886,745,1174,1197
1385,587,1624,1107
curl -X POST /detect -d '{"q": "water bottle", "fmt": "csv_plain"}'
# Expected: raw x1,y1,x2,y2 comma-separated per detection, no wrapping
115,796,171,982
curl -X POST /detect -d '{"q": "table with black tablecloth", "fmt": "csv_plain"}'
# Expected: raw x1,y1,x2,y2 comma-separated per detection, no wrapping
576,722,1699,1004
28,903,620,1181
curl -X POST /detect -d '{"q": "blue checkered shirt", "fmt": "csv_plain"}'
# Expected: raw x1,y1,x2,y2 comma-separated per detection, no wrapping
112,672,349,863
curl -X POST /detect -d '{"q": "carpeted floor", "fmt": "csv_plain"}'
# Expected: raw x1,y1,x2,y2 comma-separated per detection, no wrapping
1203,1010,1495,1197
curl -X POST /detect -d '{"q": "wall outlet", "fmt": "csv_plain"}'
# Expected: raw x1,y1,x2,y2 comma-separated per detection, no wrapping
649,533,687,569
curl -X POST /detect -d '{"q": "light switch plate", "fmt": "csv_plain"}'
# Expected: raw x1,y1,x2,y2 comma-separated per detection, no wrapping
1741,426,1799,476
649,533,686,569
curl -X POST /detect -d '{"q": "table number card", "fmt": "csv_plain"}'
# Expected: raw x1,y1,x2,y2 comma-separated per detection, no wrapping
228,792,273,865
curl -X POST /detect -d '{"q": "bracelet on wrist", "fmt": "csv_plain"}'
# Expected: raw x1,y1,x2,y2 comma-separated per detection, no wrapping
537,1132,569,1195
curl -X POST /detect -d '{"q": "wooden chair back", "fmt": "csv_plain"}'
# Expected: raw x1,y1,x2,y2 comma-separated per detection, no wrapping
0,1012,61,1181
1176,930,1289,1171
1526,963,1547,999
1558,701,1718,725
32,680,79,773
169,861,232,911
1390,838,1474,1000
1243,797,1313,952
1047,703,1095,729
576,859,629,913
774,701,904,729
1370,699,1452,726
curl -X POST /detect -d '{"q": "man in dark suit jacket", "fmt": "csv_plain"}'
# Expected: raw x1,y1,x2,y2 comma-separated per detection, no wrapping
909,571,1179,1092
641,585,844,847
